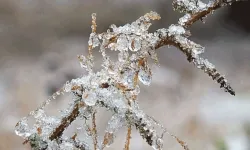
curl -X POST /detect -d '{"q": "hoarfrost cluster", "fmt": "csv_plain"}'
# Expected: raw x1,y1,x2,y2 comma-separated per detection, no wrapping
15,0,242,149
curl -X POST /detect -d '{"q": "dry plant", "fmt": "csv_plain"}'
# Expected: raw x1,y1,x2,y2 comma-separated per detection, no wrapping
15,0,244,149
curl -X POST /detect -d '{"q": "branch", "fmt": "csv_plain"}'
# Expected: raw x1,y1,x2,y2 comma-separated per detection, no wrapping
154,0,239,95
15,0,245,150
180,0,238,27
49,101,84,140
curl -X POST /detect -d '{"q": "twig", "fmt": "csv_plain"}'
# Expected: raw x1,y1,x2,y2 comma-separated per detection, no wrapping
154,0,237,95
102,132,114,149
49,101,84,140
124,125,132,150
183,0,239,27
92,111,98,150
15,0,245,150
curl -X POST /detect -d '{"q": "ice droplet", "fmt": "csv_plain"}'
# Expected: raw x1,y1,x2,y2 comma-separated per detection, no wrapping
34,109,45,119
15,119,32,138
93,35,100,48
138,68,152,86
168,25,185,36
129,37,141,52
192,44,204,56
131,85,140,95
116,35,128,51
118,51,129,63
64,81,72,92
83,92,97,106
88,33,100,48
121,70,135,89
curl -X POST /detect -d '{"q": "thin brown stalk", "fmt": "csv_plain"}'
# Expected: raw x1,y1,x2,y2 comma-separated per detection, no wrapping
124,125,132,150
88,13,97,56
102,132,114,149
92,111,98,150
184,0,239,28
153,0,238,95
49,101,85,140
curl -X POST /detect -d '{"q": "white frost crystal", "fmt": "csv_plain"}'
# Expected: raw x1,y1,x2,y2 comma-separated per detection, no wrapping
138,67,152,86
116,35,129,51
178,13,191,26
59,141,75,150
106,114,126,133
15,118,32,138
83,92,97,106
128,36,141,52
168,24,186,36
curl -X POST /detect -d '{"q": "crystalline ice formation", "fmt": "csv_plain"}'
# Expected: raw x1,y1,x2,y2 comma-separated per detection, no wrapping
15,0,237,148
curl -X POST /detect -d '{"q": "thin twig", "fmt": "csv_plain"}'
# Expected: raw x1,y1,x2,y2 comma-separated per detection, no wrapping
102,132,114,149
124,125,132,150
49,101,85,140
183,0,238,28
154,0,237,95
92,111,98,150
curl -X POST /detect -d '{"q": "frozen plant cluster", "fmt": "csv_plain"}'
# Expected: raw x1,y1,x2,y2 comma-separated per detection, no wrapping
15,0,242,150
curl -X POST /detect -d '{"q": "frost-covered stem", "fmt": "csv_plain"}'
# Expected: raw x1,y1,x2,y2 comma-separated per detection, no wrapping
165,130,189,150
15,0,245,150
92,111,98,150
155,32,235,95
124,93,133,150
175,36,234,95
124,125,132,150
154,0,240,95
89,13,97,56
182,0,240,28
49,101,84,141
102,132,114,149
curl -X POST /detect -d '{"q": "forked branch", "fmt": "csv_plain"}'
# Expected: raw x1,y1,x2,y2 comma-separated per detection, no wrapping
14,0,244,150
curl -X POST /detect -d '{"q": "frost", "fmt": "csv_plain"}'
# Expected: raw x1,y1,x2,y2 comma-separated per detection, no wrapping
130,85,140,95
168,24,186,36
15,118,33,138
116,35,129,51
173,0,208,13
118,51,129,63
106,114,126,133
138,67,152,86
15,0,237,149
59,141,74,150
178,13,192,26
128,36,141,52
83,92,97,106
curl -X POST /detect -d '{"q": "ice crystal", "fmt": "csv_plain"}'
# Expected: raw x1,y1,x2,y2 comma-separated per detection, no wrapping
83,92,97,106
15,118,33,138
178,13,192,26
128,36,141,52
168,24,186,36
173,0,207,13
138,67,152,86
15,0,239,149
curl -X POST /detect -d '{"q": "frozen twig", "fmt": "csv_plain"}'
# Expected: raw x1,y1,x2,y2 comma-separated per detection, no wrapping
91,111,98,150
124,125,132,150
15,0,244,150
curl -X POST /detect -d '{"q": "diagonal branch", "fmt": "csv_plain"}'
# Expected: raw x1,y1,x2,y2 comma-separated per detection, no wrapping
154,0,240,95
49,101,85,140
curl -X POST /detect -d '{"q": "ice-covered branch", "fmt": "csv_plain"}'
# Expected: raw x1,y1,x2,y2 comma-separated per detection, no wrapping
15,0,244,150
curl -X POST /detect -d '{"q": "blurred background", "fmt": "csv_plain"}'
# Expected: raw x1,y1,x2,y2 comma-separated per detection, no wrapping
0,0,250,149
